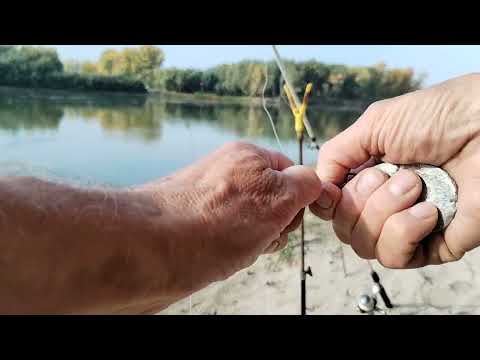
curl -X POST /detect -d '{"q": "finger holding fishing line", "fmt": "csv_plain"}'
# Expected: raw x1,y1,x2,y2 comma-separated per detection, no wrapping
349,169,423,259
308,181,341,221
310,73,480,271
281,165,324,209
316,114,375,185
310,117,376,220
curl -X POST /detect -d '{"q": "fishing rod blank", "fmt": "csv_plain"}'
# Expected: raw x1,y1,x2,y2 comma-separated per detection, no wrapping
271,45,319,150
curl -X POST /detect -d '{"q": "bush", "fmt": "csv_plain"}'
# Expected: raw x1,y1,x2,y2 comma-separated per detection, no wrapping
153,59,423,102
0,46,147,93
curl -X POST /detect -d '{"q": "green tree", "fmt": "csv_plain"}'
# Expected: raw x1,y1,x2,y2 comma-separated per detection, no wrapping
63,59,83,73
97,50,119,76
81,62,98,75
135,45,165,87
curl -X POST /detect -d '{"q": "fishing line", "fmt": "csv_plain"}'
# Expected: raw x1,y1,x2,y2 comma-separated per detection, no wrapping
271,45,319,150
264,47,395,315
262,64,285,154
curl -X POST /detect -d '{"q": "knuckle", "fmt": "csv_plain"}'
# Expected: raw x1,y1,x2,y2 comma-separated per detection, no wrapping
376,217,410,269
363,196,383,217
386,213,410,239
442,251,464,264
309,202,334,221
441,240,465,263
215,178,236,200
376,254,406,269
363,99,389,121
460,72,480,83
350,227,376,259
223,140,254,153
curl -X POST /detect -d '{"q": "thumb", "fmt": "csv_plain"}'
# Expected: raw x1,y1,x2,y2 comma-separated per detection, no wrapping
282,165,323,208
317,105,380,184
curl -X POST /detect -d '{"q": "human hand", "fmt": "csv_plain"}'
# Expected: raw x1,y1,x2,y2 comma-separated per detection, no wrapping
0,142,323,315
310,73,480,268
140,141,322,291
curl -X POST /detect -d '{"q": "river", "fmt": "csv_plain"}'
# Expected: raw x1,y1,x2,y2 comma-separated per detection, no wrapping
0,87,362,187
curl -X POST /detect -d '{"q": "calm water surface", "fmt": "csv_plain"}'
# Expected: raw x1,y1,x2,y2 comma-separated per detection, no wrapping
0,88,361,187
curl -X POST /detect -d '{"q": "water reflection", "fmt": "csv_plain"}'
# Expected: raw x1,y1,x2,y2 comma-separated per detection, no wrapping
0,94,63,131
66,102,163,142
0,88,362,144
158,101,361,142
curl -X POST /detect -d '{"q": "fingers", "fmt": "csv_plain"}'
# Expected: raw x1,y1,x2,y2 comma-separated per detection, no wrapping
436,172,480,264
316,114,375,184
375,202,438,268
225,141,295,171
281,165,323,208
267,149,295,171
312,108,383,221
265,209,303,255
350,157,380,175
333,168,389,244
423,231,462,265
347,169,423,259
282,209,304,234
309,181,342,220
263,233,288,254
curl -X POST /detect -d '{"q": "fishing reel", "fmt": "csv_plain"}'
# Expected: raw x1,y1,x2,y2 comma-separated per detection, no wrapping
356,285,389,315
357,294,378,314
356,264,394,315
306,142,321,151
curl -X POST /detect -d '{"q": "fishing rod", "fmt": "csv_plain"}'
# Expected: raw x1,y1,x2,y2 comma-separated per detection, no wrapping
274,45,315,315
284,83,313,315
272,45,320,151
271,45,392,316
269,46,459,316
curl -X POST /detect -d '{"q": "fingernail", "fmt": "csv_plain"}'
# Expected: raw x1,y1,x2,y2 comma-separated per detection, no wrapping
316,192,333,209
409,202,437,219
267,241,280,253
389,169,419,196
356,169,386,194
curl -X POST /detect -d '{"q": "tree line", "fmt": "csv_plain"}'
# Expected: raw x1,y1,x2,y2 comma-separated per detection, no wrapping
0,46,147,93
153,60,424,102
63,45,165,90
0,45,424,102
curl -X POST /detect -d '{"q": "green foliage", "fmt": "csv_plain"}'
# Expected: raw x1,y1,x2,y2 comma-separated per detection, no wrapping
63,59,83,74
0,45,63,85
0,46,422,100
84,45,165,88
153,59,423,102
0,46,147,93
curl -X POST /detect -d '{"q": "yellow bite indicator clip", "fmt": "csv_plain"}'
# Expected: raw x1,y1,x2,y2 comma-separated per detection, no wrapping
283,83,313,140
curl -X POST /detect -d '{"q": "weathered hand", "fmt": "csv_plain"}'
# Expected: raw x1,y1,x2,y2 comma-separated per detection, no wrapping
0,142,323,314
140,141,322,290
310,73,480,268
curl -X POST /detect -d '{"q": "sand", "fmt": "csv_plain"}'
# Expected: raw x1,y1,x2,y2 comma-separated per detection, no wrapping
158,210,480,315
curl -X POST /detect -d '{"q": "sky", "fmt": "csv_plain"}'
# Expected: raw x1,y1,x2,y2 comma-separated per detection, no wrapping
47,45,480,86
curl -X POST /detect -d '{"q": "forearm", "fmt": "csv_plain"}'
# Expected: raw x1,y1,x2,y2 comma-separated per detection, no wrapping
0,176,193,314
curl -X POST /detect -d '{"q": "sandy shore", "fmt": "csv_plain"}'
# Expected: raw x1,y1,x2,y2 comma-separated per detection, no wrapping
158,211,480,315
